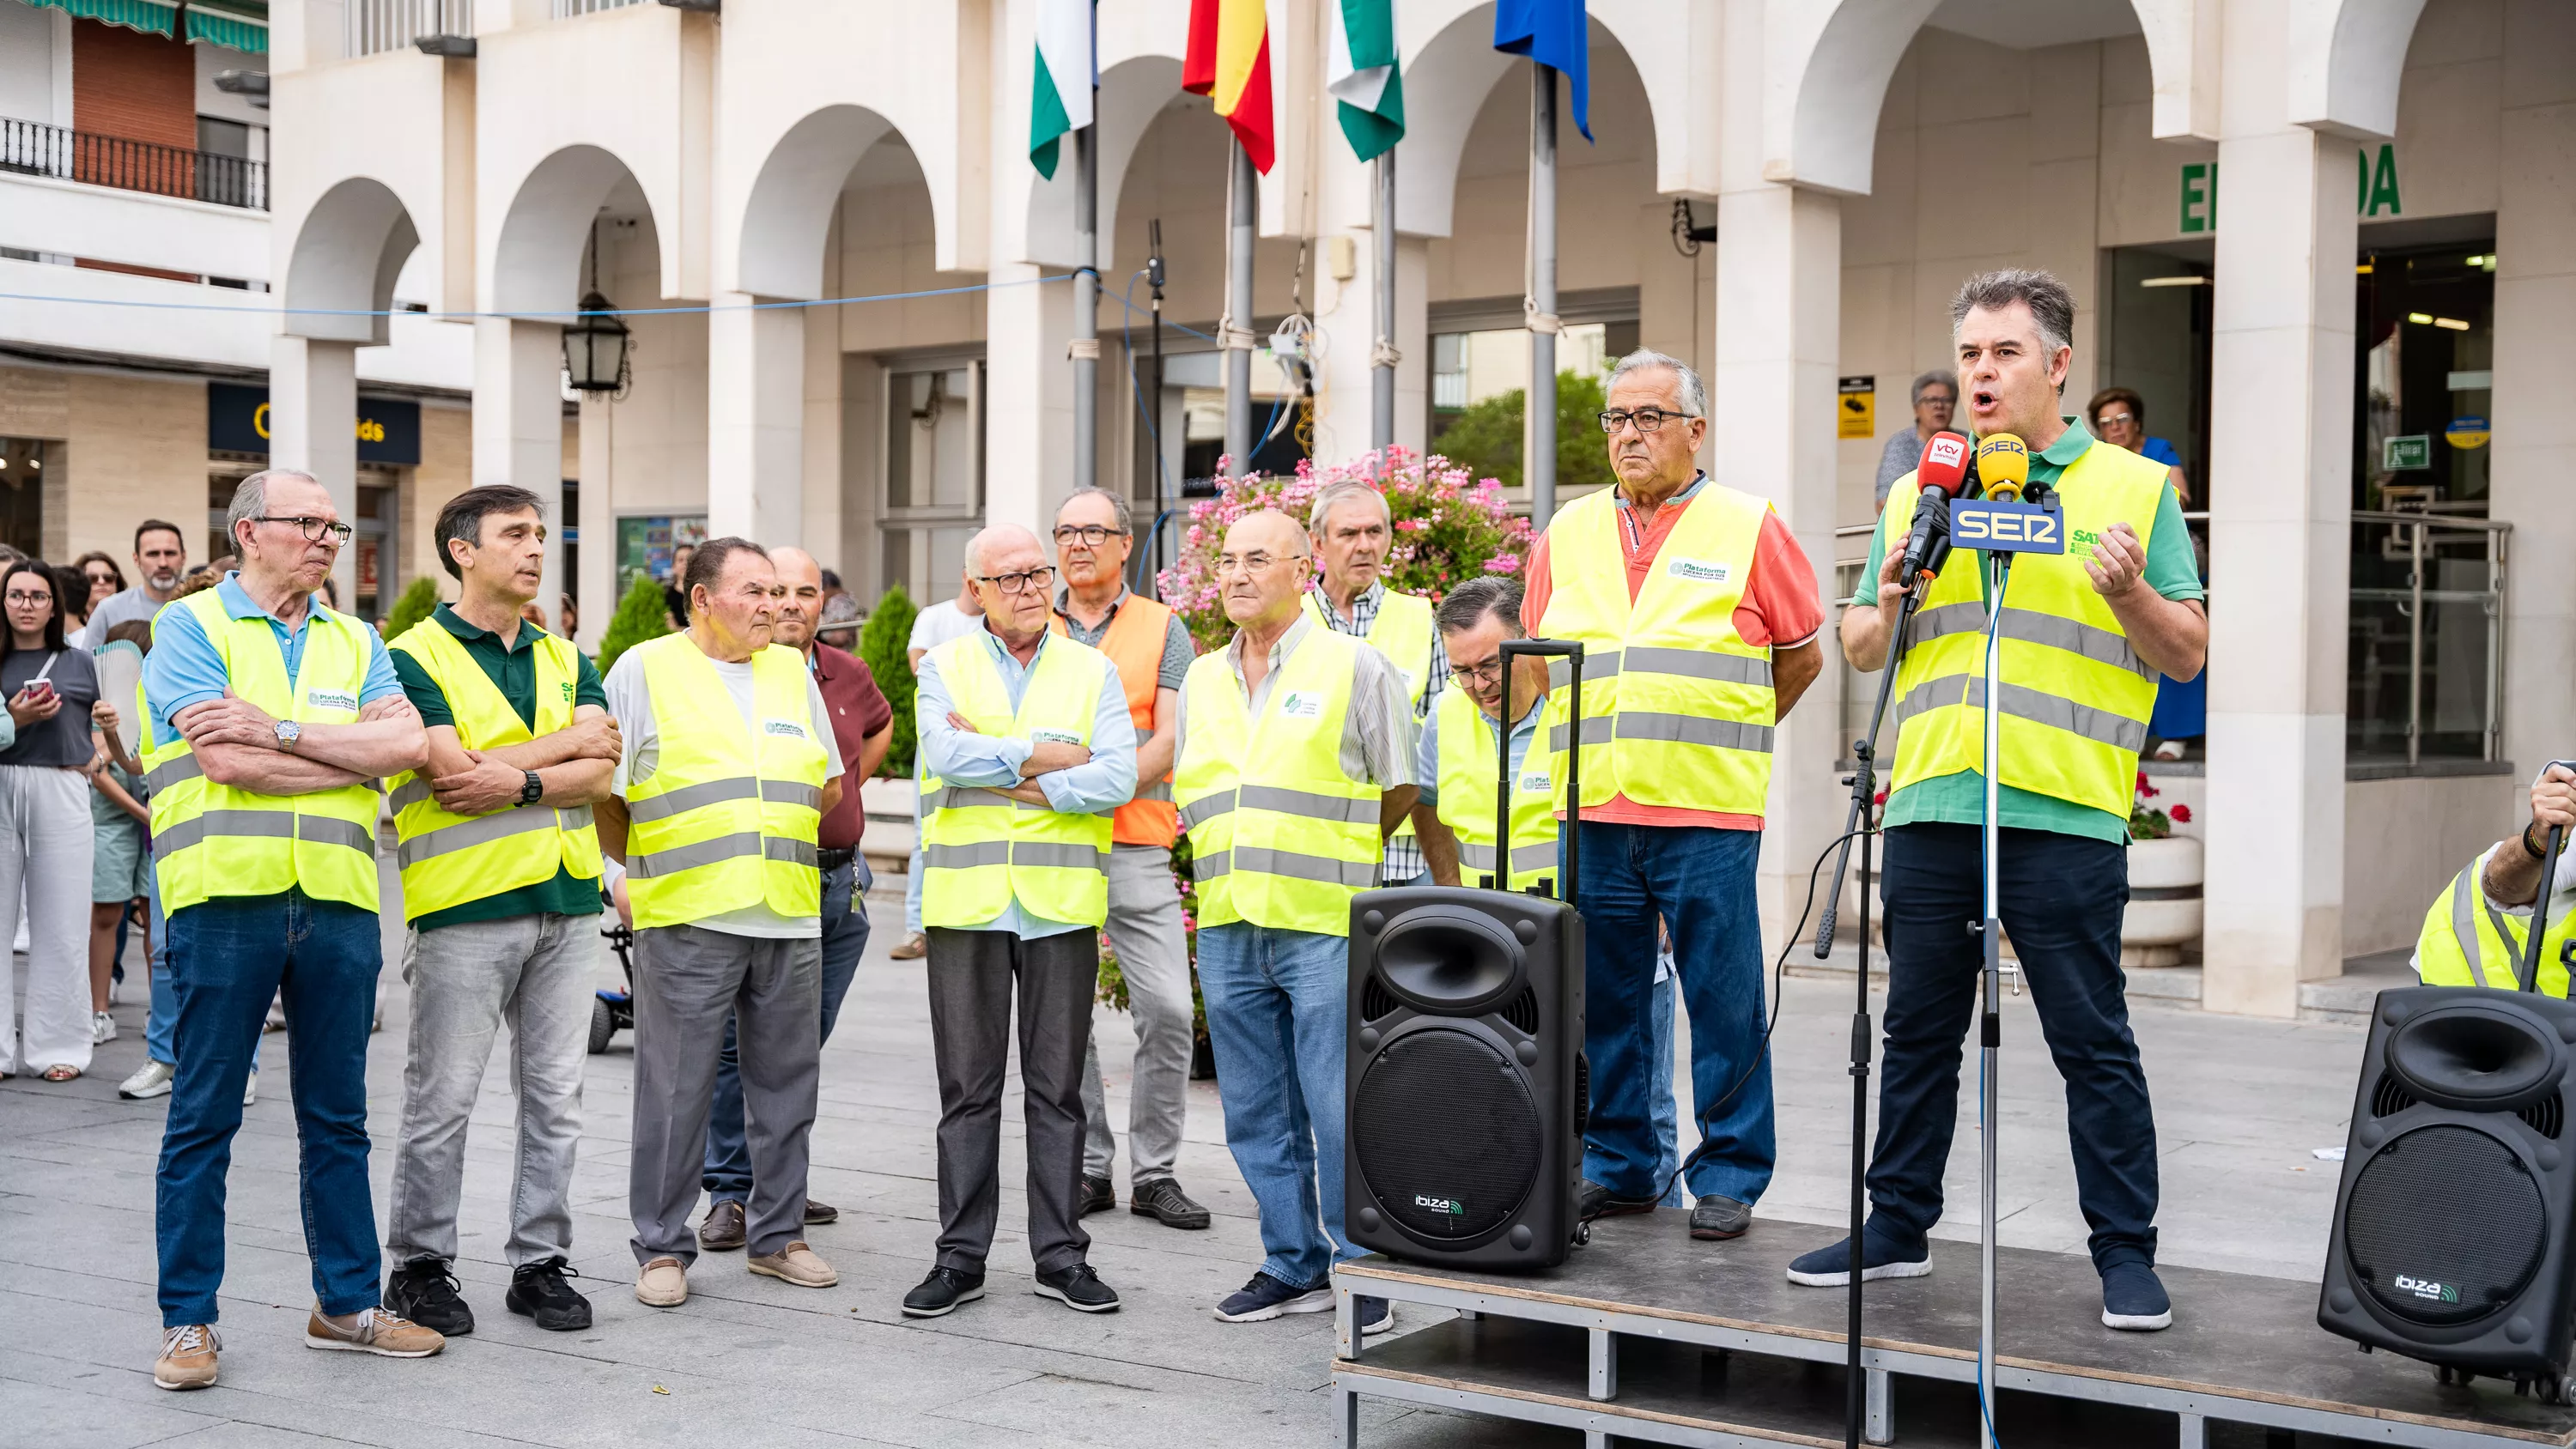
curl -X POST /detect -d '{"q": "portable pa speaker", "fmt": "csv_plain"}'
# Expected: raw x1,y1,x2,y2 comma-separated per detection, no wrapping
1344,885,1583,1269
2319,986,2576,1394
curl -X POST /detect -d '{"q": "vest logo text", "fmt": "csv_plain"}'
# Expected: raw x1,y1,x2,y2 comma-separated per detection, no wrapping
762,719,808,738
1032,729,1081,745
1667,558,1733,585
1521,773,1552,793
1277,690,1322,719
306,689,359,712
2394,1274,2460,1304
1413,1194,1466,1216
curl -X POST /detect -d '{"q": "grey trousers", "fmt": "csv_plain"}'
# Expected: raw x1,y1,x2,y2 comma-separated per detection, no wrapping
386,912,598,1269
628,924,820,1264
926,925,1098,1275
1078,843,1195,1185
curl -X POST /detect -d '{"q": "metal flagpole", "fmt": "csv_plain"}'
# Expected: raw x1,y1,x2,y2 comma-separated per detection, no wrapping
1371,149,1397,452
1224,138,1257,478
1526,63,1559,524
1072,118,1100,492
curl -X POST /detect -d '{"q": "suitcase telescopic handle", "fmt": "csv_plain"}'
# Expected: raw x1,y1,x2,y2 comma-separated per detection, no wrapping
2519,759,2576,993
1498,640,1583,900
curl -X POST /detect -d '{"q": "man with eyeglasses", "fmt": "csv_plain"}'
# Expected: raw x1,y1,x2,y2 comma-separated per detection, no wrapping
902,524,1136,1319
1176,509,1415,1334
142,470,442,1389
1522,349,1826,1246
1301,480,1443,887
1048,488,1213,1233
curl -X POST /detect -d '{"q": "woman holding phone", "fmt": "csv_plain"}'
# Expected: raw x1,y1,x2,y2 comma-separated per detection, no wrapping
0,559,101,1080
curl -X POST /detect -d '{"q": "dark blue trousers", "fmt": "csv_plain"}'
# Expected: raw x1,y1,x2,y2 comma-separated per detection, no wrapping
1866,822,2160,1270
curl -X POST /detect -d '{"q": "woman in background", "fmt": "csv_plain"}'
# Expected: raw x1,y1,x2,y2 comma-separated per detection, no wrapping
0,560,101,1078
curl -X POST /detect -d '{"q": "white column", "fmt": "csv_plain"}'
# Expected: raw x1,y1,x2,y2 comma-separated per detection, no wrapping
269,334,358,608
983,259,1073,534
707,292,805,547
1311,230,1430,470
473,317,567,630
1711,182,1844,935
2201,125,2357,1016
576,394,615,649
2493,94,2576,779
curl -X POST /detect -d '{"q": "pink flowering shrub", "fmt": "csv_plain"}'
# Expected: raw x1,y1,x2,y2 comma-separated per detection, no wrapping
1155,447,1536,654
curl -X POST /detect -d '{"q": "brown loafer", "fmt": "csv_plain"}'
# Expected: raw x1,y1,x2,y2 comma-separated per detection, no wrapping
698,1199,748,1252
889,933,927,960
747,1240,839,1288
804,1197,838,1225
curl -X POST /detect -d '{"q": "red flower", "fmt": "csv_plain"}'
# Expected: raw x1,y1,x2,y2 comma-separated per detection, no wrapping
2168,803,2191,824
1873,789,1888,806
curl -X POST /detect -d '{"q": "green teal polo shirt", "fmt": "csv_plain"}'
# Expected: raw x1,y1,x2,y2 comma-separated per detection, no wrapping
389,604,611,931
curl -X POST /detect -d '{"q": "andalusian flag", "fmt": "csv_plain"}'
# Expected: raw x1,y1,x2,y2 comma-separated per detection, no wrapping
1029,0,1095,179
1329,0,1403,162
1185,0,1276,173
1494,0,1590,141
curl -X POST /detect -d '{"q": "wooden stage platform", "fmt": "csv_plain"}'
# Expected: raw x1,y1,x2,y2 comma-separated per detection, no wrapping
1331,1212,2576,1448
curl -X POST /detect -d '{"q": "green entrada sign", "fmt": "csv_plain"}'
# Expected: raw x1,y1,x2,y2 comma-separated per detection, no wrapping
2384,433,2431,472
2179,144,2401,234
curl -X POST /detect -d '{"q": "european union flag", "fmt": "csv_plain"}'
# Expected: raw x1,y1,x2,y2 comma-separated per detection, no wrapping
1492,0,1589,141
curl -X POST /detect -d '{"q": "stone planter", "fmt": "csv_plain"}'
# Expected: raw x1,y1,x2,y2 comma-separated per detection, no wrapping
2122,834,2203,968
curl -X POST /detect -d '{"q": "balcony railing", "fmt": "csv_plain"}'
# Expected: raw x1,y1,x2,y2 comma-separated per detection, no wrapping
346,0,474,57
0,118,266,211
554,0,650,15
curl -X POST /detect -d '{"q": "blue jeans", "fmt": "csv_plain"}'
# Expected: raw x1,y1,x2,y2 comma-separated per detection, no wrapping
156,890,381,1327
143,866,263,1075
1196,922,1353,1289
706,862,868,1203
1649,962,1683,1207
1577,822,1774,1205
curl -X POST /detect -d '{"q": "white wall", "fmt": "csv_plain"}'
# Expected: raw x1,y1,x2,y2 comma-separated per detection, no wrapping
0,0,63,126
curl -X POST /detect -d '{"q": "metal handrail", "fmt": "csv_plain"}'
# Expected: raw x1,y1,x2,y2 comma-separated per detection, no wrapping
345,0,472,57
0,118,266,211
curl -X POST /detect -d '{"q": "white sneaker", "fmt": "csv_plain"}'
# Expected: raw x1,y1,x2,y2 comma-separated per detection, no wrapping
92,1010,118,1045
119,1059,175,1099
243,1070,258,1106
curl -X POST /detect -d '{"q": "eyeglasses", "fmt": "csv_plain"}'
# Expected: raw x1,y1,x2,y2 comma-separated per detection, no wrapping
2096,412,2137,428
1053,524,1128,547
3,591,52,607
974,566,1057,596
252,515,355,545
1455,657,1506,688
1213,551,1303,579
1599,408,1692,436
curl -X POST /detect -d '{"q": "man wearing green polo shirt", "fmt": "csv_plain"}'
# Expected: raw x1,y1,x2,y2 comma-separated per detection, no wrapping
380,485,619,1337
1796,270,2207,1335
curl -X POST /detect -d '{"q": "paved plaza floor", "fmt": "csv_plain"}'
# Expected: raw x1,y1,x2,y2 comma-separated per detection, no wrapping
2,888,2375,1448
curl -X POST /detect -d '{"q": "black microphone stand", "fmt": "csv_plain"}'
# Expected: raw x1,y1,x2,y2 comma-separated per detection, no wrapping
1814,539,1936,1449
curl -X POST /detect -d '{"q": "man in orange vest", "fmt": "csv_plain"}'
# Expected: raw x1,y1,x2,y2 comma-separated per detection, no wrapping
1053,488,1212,1231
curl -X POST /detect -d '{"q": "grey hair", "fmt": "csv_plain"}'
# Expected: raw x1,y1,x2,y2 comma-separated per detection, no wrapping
1910,370,1956,406
1057,487,1133,537
227,469,315,549
1308,480,1392,536
1949,269,2075,358
1436,576,1525,638
1606,349,1707,418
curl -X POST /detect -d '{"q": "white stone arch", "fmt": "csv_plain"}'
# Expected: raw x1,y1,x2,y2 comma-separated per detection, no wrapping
489,145,663,317
732,106,903,300
281,176,418,345
2287,0,2431,140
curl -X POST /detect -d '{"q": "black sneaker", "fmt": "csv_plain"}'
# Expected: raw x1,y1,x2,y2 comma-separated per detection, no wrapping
901,1265,986,1319
1689,1194,1754,1240
1077,1174,1115,1216
1129,1177,1212,1230
1576,1179,1659,1220
504,1257,593,1331
1786,1228,1932,1287
383,1257,473,1337
2099,1262,2172,1331
1033,1263,1121,1313
1358,1295,1394,1337
1213,1271,1332,1323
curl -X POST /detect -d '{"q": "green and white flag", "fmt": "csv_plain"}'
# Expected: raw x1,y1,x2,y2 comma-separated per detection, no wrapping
1030,0,1095,179
1329,0,1404,161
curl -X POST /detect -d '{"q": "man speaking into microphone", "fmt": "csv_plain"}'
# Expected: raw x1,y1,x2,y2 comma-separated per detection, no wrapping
1798,270,2206,1332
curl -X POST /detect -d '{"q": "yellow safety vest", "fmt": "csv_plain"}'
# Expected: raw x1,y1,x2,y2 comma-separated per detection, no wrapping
623,634,828,930
143,589,384,913
1885,440,2169,818
2416,846,2575,997
920,633,1115,929
1431,686,1558,892
1534,482,1777,815
1176,627,1383,936
1303,587,1431,852
384,621,604,923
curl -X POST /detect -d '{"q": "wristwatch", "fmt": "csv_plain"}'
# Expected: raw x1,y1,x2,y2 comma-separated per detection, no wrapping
519,770,544,807
273,718,301,753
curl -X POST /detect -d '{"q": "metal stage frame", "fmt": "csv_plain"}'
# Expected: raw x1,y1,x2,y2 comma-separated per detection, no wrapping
1331,1213,2576,1448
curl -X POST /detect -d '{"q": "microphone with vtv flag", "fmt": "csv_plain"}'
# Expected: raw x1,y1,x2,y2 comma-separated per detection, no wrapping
1897,429,1973,591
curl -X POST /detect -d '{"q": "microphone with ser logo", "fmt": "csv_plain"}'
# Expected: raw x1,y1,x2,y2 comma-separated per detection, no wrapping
1974,433,2030,502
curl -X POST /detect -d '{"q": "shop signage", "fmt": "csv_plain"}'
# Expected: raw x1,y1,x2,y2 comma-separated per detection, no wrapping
2383,433,2432,471
1837,376,1875,440
207,383,421,465
2178,144,2400,234
2445,416,2490,450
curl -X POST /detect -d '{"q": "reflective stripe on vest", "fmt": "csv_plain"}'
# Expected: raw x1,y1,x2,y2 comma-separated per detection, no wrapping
623,636,828,929
1432,686,1559,892
919,632,1115,929
1173,627,1382,937
144,589,383,914
1053,595,1182,848
2416,845,2574,997
1534,483,1777,815
1302,587,1431,846
385,621,605,921
1883,440,2170,818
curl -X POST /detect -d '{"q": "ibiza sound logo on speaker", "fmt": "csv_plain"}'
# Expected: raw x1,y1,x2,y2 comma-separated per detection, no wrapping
1413,1193,1467,1217
2394,1272,2462,1305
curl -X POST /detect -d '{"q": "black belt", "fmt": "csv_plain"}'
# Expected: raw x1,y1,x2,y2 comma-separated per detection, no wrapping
817,847,857,873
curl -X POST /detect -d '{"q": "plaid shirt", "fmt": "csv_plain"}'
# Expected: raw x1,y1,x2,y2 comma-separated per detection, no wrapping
1312,580,1447,883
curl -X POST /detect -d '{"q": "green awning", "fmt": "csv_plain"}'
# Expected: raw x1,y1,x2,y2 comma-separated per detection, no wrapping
29,0,176,39
27,0,268,53
185,5,266,52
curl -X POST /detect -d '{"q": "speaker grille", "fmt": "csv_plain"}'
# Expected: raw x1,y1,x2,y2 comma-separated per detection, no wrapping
1498,985,1540,1036
2372,1071,2418,1119
1361,973,1400,1024
2346,1124,2548,1326
1352,1027,1542,1241
2525,1094,2565,1141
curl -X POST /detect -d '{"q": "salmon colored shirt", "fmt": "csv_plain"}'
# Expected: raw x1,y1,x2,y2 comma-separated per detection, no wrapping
1520,476,1824,831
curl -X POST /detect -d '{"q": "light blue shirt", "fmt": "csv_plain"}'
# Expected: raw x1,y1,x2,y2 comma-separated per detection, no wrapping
1416,693,1546,812
142,573,404,749
915,625,1139,940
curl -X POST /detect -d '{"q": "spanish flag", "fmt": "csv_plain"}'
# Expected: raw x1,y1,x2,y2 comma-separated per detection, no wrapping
1184,0,1275,173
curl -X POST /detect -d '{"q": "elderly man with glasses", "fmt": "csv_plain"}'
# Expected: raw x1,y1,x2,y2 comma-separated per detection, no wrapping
1522,349,1826,1244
